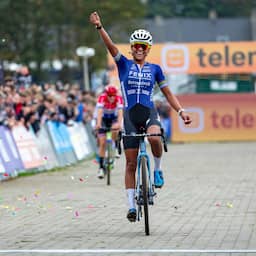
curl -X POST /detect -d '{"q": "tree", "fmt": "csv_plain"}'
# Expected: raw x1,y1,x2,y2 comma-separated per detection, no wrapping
145,0,255,18
0,0,145,81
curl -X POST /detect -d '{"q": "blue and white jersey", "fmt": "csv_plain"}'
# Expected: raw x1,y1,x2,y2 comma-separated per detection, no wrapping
114,53,168,110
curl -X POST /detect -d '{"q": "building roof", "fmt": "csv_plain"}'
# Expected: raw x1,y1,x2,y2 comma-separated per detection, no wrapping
141,17,251,43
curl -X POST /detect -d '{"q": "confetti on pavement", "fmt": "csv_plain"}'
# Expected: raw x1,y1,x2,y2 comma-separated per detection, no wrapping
227,202,233,208
34,192,40,198
0,205,10,209
67,193,73,200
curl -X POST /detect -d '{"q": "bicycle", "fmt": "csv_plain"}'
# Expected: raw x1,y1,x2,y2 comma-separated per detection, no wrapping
119,127,167,235
95,126,119,185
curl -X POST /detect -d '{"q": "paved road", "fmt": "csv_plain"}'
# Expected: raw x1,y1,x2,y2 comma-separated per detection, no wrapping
0,142,256,256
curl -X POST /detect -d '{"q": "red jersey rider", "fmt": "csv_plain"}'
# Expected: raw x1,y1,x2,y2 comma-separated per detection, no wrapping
95,85,123,178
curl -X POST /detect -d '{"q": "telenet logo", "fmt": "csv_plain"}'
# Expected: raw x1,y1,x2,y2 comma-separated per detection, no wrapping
178,107,204,133
161,44,190,73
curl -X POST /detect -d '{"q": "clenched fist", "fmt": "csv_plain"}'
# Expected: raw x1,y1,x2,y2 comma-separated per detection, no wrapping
89,11,101,27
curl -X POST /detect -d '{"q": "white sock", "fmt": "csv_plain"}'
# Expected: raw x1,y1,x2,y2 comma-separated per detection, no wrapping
126,189,135,209
154,156,162,171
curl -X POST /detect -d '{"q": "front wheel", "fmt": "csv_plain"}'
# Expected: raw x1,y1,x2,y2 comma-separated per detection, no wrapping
106,141,112,186
141,156,149,235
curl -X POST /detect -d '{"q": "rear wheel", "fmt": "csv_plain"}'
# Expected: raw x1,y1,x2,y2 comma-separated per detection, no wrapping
141,156,149,235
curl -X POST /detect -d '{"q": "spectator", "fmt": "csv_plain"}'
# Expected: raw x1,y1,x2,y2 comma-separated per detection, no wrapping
66,93,79,123
16,66,32,89
0,61,4,85
155,100,172,141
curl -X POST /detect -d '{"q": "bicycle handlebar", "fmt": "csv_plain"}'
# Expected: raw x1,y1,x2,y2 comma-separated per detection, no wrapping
118,129,168,153
92,127,120,140
94,127,120,132
122,132,162,137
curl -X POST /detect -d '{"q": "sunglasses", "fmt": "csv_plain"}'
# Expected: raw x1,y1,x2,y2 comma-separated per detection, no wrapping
132,43,150,51
108,94,116,97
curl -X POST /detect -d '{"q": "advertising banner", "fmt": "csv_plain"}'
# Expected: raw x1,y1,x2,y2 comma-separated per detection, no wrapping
0,157,7,181
0,154,6,173
12,125,44,169
108,41,256,85
0,126,24,175
47,121,73,153
36,125,59,170
67,122,93,160
171,94,256,142
46,121,77,165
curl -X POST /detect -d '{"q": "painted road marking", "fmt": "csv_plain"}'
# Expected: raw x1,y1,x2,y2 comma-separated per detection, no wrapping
0,249,256,254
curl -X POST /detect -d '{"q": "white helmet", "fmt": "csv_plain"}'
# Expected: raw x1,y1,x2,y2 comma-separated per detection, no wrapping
129,29,153,46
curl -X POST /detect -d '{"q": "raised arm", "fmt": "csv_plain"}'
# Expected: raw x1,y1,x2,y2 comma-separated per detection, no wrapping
89,11,119,57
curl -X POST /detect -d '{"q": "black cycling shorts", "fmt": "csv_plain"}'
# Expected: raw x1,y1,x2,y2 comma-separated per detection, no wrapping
123,104,161,149
98,117,117,135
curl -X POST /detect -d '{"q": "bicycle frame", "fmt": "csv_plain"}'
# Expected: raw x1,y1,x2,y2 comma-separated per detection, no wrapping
136,137,155,211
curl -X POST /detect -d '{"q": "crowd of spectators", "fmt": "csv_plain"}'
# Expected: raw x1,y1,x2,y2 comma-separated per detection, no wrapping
0,67,172,140
0,75,97,134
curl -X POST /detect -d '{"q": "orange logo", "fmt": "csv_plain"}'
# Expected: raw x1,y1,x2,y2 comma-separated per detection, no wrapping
166,49,185,68
189,111,201,129
161,44,189,73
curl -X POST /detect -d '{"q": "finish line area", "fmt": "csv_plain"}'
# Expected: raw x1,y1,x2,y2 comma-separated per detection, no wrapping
0,249,256,254
1,143,256,255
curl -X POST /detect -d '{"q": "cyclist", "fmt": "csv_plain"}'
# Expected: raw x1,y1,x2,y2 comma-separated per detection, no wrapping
90,11,192,221
95,85,123,179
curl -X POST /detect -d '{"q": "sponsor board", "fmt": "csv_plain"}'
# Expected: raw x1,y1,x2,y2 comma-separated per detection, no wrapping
171,94,256,142
108,41,256,86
